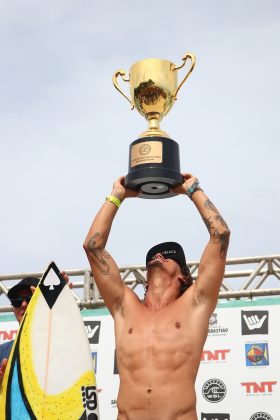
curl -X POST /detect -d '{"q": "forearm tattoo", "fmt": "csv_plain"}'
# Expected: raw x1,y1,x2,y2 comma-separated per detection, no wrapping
203,199,230,258
88,232,110,275
214,214,229,230
203,216,213,233
204,199,218,212
212,229,230,258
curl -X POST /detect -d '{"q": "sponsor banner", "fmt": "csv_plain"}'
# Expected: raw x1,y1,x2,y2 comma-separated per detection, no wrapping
201,414,230,420
245,342,269,367
201,349,231,364
249,413,273,420
241,310,269,335
202,378,227,403
0,322,18,344
84,320,101,345
0,298,279,419
208,312,229,337
240,380,277,395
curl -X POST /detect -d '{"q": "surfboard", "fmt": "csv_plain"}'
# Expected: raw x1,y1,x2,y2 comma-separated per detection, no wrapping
0,261,99,419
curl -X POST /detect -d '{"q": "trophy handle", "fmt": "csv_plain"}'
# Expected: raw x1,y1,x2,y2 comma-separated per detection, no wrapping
172,53,196,100
112,69,134,110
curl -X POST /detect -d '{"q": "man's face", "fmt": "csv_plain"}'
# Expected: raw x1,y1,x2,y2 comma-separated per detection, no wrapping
12,288,33,323
147,253,182,278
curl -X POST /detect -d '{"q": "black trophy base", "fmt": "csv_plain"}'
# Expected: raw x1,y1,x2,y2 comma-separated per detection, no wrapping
125,136,184,199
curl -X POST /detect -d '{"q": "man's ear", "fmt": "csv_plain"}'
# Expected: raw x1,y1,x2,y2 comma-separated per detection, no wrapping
178,273,185,284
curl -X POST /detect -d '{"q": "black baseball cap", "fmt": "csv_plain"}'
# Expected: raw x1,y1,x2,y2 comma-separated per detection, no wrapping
8,277,40,300
146,241,190,274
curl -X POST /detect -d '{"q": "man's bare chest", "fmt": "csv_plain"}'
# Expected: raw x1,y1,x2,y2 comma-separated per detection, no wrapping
117,304,197,352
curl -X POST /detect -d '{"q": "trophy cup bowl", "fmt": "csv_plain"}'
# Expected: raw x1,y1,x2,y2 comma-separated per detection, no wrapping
113,53,195,199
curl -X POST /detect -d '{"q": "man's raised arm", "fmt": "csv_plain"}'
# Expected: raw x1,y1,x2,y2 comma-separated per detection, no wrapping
173,173,230,313
83,177,138,316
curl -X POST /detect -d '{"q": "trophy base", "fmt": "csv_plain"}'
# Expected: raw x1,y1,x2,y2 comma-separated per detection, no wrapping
125,136,183,199
125,169,183,199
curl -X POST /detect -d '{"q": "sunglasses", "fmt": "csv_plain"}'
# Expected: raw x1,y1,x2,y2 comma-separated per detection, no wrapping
10,295,33,308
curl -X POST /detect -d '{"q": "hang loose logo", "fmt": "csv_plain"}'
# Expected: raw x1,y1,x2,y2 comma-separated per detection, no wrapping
241,310,268,335
243,314,267,331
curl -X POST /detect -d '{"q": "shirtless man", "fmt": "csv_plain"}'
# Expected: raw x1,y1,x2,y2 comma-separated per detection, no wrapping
83,173,230,420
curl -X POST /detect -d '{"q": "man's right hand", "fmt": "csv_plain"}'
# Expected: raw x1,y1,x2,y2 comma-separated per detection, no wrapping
111,176,139,201
0,358,8,386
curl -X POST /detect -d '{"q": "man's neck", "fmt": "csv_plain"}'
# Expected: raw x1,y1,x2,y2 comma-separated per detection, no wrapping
144,272,179,311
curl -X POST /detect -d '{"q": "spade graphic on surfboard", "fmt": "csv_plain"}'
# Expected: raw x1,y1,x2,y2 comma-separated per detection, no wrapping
0,261,100,420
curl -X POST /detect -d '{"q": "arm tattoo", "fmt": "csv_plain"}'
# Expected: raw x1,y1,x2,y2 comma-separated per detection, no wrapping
88,232,110,275
203,216,213,233
203,198,230,257
204,199,218,212
214,214,229,230
212,228,230,259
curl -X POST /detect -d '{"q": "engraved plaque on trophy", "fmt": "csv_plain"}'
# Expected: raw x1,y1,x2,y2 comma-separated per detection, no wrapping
113,52,195,199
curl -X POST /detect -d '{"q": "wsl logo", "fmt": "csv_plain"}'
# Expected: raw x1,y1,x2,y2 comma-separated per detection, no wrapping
201,414,230,420
245,343,269,367
202,379,227,403
250,413,273,420
208,313,228,337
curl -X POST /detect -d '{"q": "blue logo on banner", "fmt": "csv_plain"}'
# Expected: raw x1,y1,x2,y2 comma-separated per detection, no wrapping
91,351,98,373
245,343,269,366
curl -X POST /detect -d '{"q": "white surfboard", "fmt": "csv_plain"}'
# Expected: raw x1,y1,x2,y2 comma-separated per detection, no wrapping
0,262,99,420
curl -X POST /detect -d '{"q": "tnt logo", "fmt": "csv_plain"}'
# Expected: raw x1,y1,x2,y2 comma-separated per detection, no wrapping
201,349,230,362
0,330,18,343
241,381,277,394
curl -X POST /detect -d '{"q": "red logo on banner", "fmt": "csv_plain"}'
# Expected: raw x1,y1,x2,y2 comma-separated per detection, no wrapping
201,349,230,362
0,330,18,341
241,381,277,393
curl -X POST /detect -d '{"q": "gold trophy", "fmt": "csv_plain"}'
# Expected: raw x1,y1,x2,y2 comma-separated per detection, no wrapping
113,52,195,198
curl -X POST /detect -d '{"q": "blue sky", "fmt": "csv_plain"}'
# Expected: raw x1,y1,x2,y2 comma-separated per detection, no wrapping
0,0,279,280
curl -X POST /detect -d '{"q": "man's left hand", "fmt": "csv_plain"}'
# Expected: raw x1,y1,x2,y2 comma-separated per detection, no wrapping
171,172,199,195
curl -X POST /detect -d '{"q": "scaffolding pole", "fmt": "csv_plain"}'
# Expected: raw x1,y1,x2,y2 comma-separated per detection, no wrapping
0,255,280,313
